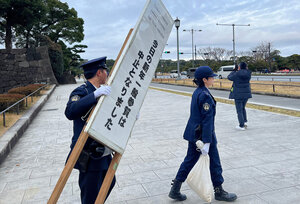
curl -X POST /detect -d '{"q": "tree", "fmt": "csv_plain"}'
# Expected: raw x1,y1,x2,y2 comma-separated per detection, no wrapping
0,0,45,50
59,41,87,75
43,0,84,44
14,0,84,48
198,47,233,61
286,54,300,70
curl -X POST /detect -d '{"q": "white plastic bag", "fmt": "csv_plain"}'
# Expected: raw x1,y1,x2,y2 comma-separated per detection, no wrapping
186,140,214,202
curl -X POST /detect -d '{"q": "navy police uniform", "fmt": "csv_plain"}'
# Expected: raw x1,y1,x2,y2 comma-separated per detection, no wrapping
228,62,252,128
65,57,115,204
175,66,224,187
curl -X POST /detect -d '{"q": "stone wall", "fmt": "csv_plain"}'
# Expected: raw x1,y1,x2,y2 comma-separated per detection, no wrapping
0,46,58,94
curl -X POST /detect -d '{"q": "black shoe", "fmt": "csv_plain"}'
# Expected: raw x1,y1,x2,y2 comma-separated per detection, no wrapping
214,185,237,202
168,179,187,201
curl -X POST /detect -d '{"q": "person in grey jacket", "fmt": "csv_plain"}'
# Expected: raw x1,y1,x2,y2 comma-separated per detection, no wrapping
228,62,252,130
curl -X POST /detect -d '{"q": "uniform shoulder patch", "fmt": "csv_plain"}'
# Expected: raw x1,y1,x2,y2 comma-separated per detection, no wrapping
203,102,210,111
71,95,80,102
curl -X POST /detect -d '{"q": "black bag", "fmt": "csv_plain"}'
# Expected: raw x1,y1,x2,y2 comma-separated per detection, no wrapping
77,150,90,173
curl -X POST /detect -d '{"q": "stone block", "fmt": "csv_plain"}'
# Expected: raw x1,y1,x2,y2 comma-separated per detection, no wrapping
29,61,39,67
19,61,30,68
15,54,26,62
11,48,26,55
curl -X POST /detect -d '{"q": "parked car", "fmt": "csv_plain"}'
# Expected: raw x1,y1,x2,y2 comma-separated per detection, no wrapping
181,71,187,75
216,65,235,79
187,68,196,78
170,70,178,78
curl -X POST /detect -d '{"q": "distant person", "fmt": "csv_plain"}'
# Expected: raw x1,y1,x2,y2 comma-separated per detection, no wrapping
65,57,115,204
228,62,252,130
169,66,237,202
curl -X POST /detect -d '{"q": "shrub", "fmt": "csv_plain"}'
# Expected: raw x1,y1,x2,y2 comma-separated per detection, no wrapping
8,86,33,96
25,84,44,95
8,84,44,96
0,94,25,112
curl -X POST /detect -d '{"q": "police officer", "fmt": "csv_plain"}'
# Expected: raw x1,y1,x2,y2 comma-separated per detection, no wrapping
65,57,115,204
169,66,237,202
228,62,252,130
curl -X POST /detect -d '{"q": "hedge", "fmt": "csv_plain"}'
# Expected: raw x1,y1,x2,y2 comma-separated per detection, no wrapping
0,94,25,112
7,84,44,96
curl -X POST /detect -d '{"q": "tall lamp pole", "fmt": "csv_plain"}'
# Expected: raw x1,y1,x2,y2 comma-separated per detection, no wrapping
174,17,181,79
183,28,202,68
216,23,250,65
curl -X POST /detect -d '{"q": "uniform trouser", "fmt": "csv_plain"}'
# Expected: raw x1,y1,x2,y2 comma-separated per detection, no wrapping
175,142,224,187
234,99,248,127
79,170,116,204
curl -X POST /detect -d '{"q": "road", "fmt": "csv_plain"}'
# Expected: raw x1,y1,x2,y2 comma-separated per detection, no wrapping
150,82,300,110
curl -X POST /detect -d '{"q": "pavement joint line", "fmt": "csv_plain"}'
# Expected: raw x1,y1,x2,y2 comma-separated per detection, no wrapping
149,86,300,117
0,84,57,165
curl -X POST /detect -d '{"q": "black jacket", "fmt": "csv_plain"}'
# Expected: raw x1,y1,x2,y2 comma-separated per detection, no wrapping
228,69,252,100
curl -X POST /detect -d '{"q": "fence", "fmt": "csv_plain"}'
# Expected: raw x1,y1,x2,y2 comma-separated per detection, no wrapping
0,84,48,127
152,78,300,97
251,77,300,82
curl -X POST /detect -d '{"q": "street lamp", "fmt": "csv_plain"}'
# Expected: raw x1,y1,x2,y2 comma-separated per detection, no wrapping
183,28,202,68
174,17,181,79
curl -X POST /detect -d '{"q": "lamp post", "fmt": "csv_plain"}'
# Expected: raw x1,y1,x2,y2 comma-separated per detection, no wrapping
174,17,181,79
183,28,202,68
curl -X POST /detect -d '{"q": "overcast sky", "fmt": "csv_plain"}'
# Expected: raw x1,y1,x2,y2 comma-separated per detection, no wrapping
62,0,300,60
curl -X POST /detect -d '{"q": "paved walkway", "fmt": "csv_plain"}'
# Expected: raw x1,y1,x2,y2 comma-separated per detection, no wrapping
1,83,300,203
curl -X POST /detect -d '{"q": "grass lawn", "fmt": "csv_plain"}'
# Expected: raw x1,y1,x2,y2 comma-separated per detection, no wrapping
152,78,300,97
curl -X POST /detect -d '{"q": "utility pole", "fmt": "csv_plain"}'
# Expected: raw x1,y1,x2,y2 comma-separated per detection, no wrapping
268,42,271,72
183,29,202,68
216,23,250,65
195,45,197,61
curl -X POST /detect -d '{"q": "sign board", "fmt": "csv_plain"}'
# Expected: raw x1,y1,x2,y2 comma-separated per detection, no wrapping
85,0,174,154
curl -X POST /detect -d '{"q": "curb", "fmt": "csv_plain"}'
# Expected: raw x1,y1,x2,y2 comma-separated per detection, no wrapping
149,86,300,117
0,84,57,165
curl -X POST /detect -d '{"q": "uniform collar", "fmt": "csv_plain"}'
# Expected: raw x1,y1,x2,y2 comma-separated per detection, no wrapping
201,86,216,105
85,81,96,91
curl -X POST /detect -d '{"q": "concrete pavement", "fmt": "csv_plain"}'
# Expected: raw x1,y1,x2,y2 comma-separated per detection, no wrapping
1,82,300,203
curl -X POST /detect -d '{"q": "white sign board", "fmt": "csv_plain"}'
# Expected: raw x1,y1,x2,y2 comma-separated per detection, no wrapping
85,0,174,154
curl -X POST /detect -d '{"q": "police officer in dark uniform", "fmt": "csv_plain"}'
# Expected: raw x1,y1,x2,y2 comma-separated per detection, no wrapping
65,57,115,204
228,62,252,130
169,66,237,202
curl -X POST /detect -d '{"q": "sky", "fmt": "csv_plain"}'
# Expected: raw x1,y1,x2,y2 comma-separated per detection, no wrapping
62,0,300,61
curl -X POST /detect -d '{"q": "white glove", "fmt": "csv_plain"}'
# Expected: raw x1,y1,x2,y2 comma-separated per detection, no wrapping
94,85,111,98
201,143,210,155
102,147,113,157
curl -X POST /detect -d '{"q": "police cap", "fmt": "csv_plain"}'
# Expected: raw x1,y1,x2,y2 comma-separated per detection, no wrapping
80,57,108,79
194,66,217,80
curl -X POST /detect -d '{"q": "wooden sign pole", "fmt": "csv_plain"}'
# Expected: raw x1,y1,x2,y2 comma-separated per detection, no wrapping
48,28,133,204
95,152,122,203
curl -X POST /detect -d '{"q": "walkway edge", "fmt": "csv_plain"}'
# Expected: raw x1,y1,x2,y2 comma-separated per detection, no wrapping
149,86,300,117
0,84,57,165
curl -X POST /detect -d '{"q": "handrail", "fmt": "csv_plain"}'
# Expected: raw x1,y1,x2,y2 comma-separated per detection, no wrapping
1,84,48,126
